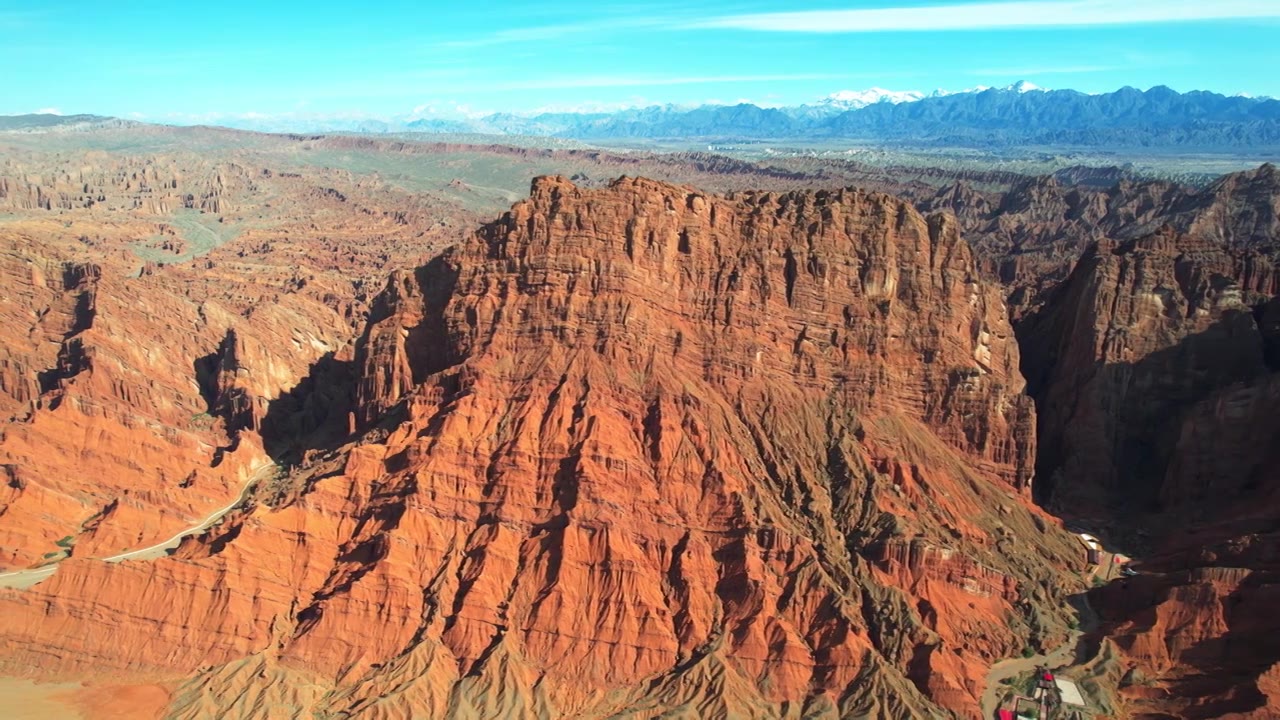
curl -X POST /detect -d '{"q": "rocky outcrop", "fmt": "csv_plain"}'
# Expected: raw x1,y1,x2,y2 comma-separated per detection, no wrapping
197,328,264,440
0,160,251,216
0,176,1082,719
0,137,475,573
921,163,1280,318
1016,194,1280,716
1019,228,1275,514
0,262,340,567
343,176,1064,712
1083,323,1280,719
1090,520,1280,719
0,256,99,418
357,176,1037,491
1182,163,1280,251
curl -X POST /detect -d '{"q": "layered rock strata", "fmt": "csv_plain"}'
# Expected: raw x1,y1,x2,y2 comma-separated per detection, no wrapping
0,176,1081,718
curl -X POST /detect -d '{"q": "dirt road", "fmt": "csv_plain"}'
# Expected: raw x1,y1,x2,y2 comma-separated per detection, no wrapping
979,595,1097,719
0,462,273,590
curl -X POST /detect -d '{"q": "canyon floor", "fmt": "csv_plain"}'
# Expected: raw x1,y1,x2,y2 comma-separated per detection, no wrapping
0,124,1277,719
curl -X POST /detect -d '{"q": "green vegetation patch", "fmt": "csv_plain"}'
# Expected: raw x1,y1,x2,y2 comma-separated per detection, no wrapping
278,148,546,213
132,209,242,265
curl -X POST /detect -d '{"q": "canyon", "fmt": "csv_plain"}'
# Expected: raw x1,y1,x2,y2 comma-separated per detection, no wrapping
0,125,1277,719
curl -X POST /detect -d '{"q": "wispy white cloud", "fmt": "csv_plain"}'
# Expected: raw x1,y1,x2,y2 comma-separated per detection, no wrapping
32,107,62,115
431,3,704,49
438,17,668,49
693,0,1280,33
415,1,1278,53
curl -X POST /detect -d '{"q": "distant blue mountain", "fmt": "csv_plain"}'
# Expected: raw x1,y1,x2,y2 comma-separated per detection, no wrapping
818,85,1280,147
493,85,1280,149
31,85,1277,150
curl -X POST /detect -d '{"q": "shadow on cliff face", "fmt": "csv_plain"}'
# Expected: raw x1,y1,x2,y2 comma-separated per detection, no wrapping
1086,556,1280,719
1020,306,1272,520
1254,295,1280,371
193,349,221,415
1022,258,1280,717
351,253,461,429
399,255,462,388
33,264,101,410
257,252,460,467
258,351,356,464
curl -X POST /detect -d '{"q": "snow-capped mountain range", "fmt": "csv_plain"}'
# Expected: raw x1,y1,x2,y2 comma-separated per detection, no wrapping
816,88,927,112
813,81,1043,112
198,83,1280,149
207,81,1054,133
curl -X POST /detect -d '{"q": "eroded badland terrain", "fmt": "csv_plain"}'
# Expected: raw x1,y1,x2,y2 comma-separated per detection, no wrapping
0,124,1278,719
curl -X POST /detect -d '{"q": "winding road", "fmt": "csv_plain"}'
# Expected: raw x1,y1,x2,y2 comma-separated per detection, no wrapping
0,462,274,591
0,565,56,590
979,594,1097,719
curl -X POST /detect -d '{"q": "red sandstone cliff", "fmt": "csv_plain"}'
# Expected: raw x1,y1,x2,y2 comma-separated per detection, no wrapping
1019,229,1274,515
1018,217,1280,717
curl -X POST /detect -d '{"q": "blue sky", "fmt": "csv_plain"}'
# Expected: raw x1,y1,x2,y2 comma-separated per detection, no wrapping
3,0,1279,120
